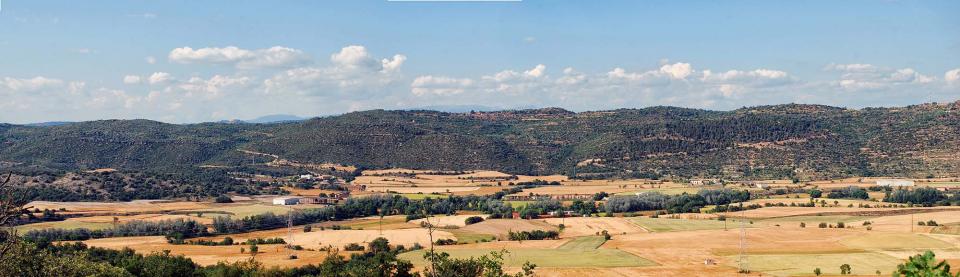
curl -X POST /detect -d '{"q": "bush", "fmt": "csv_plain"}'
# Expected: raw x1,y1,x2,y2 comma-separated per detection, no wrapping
836,222,845,228
800,222,806,228
926,220,938,226
435,238,457,245
343,243,365,251
464,216,485,225
214,195,233,203
818,222,828,228
303,225,312,232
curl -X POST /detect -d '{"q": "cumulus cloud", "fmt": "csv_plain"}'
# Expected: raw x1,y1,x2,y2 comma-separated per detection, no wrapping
826,64,937,91
411,76,474,96
123,75,142,85
946,69,960,85
169,46,310,69
148,72,172,85
0,76,64,91
264,45,406,96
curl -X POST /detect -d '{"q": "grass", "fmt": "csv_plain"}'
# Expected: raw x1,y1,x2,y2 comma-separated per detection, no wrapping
188,204,292,218
339,216,410,230
629,217,735,232
615,187,702,196
760,215,874,224
13,220,113,232
505,201,535,209
398,247,656,268
735,252,903,276
399,193,450,200
840,233,953,250
558,236,606,250
448,229,496,243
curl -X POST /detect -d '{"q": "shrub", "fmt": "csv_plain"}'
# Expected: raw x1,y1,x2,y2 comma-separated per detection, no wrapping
343,243,365,251
836,222,845,228
464,216,485,225
818,222,828,228
214,195,233,203
435,238,457,245
800,222,806,228
303,225,312,232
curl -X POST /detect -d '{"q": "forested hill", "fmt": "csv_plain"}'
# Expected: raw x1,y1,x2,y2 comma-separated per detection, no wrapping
2,101,959,180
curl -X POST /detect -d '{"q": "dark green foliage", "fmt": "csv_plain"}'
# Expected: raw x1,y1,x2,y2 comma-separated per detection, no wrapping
892,250,958,277
826,186,869,200
885,187,947,205
212,194,513,234
422,250,536,277
23,218,207,242
4,103,960,182
507,230,559,241
214,195,233,203
464,216,485,225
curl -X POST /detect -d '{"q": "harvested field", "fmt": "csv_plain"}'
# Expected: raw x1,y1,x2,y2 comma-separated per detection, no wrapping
205,227,453,249
629,217,733,232
460,219,558,239
15,214,210,232
410,214,488,228
398,240,656,268
542,217,646,237
27,200,209,216
733,252,903,276
840,233,954,250
85,236,331,268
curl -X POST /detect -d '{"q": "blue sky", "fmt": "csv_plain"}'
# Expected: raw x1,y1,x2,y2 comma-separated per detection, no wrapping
1,0,958,123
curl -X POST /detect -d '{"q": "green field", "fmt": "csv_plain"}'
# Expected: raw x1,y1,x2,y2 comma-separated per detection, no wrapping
615,187,702,196
558,236,606,249
13,220,113,232
734,252,903,276
399,193,450,200
629,217,736,232
840,233,953,250
505,201,535,208
448,229,497,243
187,204,292,218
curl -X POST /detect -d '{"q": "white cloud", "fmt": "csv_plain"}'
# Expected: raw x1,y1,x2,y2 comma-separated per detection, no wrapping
148,72,172,85
168,46,309,69
525,64,546,78
411,75,474,96
123,75,142,85
0,76,63,91
826,64,937,91
145,56,157,64
659,63,693,79
381,54,407,73
946,69,960,85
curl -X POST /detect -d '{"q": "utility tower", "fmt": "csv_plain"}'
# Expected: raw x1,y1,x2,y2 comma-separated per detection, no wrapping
738,203,749,275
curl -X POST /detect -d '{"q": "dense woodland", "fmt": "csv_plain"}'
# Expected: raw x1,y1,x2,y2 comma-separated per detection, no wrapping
0,103,957,184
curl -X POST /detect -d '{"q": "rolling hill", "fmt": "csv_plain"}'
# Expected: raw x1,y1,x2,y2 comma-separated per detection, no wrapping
2,101,959,180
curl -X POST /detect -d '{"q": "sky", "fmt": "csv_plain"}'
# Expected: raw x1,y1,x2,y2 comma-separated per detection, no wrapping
0,0,958,124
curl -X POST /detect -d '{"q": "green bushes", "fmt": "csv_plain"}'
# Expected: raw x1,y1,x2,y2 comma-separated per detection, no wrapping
507,230,559,241
464,216,485,225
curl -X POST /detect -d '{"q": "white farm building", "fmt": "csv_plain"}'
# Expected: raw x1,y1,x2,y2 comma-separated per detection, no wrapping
272,196,301,205
876,179,915,187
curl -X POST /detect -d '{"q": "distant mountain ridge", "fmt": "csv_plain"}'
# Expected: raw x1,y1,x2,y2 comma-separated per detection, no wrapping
1,101,959,180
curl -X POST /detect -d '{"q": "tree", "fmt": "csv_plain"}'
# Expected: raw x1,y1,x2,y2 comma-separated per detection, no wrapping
0,173,30,261
814,267,821,276
422,250,535,277
369,237,390,254
248,244,258,256
840,263,851,275
892,250,956,277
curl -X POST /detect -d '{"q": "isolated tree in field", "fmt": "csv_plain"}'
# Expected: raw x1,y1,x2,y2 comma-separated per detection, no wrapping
249,244,259,256
840,263,851,275
814,267,821,276
892,250,956,277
